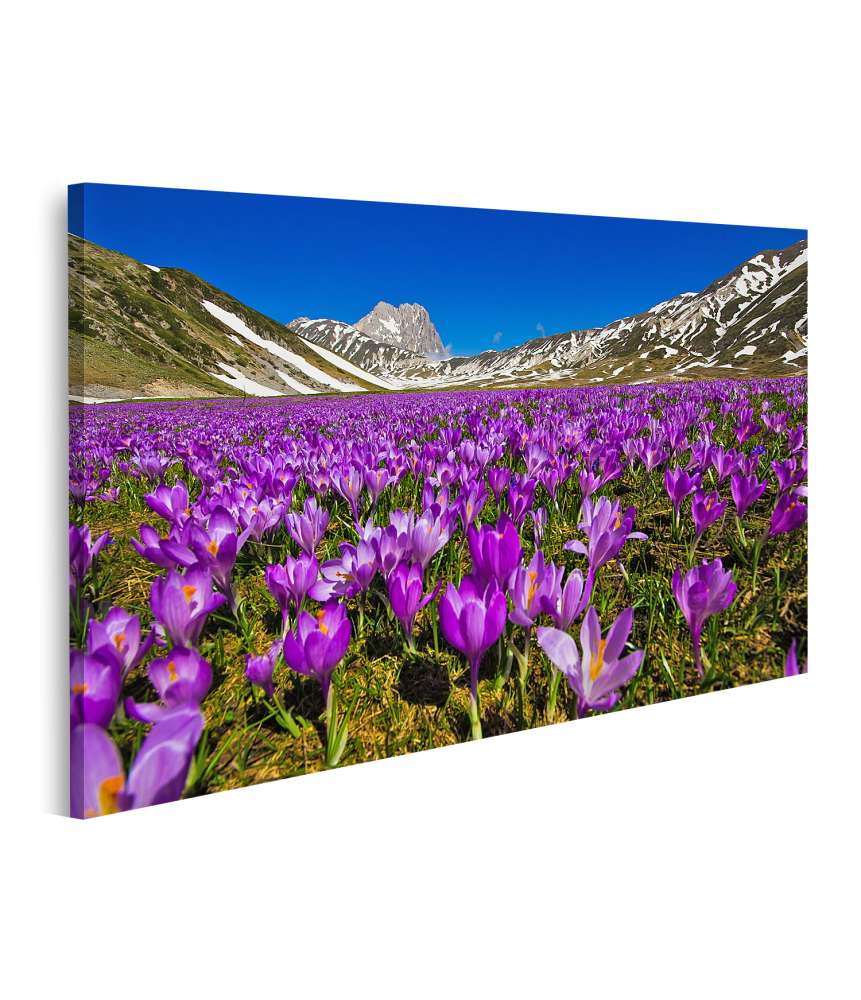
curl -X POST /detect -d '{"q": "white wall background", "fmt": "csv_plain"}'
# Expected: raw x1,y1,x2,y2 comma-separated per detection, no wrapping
2,2,857,996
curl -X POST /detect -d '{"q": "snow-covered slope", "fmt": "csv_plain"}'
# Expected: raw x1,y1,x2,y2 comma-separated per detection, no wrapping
288,317,422,377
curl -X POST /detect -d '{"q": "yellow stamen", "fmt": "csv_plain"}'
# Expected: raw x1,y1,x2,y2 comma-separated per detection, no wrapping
112,633,126,650
526,570,538,606
589,638,608,683
98,774,124,816
167,660,178,683
182,584,197,604
317,610,328,635
71,682,88,695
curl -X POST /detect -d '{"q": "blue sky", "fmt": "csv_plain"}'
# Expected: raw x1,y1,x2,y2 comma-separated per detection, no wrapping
70,184,806,357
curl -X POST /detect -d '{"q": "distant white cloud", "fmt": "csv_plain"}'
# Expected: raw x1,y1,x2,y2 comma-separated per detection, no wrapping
426,343,453,361
492,331,503,345
536,322,545,336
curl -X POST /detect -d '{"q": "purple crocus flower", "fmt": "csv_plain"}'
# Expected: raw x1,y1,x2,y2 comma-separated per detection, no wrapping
86,606,154,677
467,513,522,590
238,496,285,541
265,554,319,633
457,482,488,532
672,558,738,676
126,647,213,723
69,523,112,592
150,567,226,648
122,706,205,810
439,576,507,738
313,540,379,600
711,447,742,483
664,466,699,515
487,465,511,500
578,466,602,502
377,518,415,576
72,706,208,817
410,509,453,571
144,481,191,526
769,491,807,537
285,496,330,556
70,647,123,729
742,448,764,476
387,561,443,646
735,417,761,445
730,472,767,519
786,425,805,455
523,443,549,477
507,476,537,526
356,516,383,551
537,606,643,715
245,640,283,699
508,550,555,629
282,601,352,703
130,522,189,570
530,506,548,546
564,497,646,609
772,457,805,494
687,440,713,474
364,467,391,507
422,481,451,517
691,490,726,538
70,724,126,819
188,506,248,606
133,450,174,482
641,438,668,472
332,466,363,523
539,566,585,631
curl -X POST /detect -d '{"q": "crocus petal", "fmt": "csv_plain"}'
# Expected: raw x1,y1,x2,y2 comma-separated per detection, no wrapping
125,707,204,809
70,724,126,819
537,627,580,676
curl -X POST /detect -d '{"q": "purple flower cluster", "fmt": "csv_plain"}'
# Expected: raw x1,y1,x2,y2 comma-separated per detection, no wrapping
68,374,808,810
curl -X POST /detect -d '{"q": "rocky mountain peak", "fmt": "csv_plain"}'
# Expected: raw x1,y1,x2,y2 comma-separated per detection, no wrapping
355,301,446,358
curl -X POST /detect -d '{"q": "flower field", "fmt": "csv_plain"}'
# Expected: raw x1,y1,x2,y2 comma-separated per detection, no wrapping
69,377,807,818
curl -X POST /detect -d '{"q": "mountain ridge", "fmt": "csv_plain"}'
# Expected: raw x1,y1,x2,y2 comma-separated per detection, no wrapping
69,235,807,401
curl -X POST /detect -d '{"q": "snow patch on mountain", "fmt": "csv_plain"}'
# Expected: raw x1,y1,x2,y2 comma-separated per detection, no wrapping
299,337,397,389
211,363,282,397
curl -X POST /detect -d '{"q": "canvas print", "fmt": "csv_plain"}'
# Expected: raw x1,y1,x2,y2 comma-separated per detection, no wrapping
68,184,808,818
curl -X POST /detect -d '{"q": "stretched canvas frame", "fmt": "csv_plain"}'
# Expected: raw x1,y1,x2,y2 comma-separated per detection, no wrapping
68,184,808,818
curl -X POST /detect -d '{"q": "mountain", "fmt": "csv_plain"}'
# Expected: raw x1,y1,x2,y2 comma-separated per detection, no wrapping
419,238,808,388
68,235,380,401
288,317,431,380
354,301,446,358
69,235,806,402
294,239,807,390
